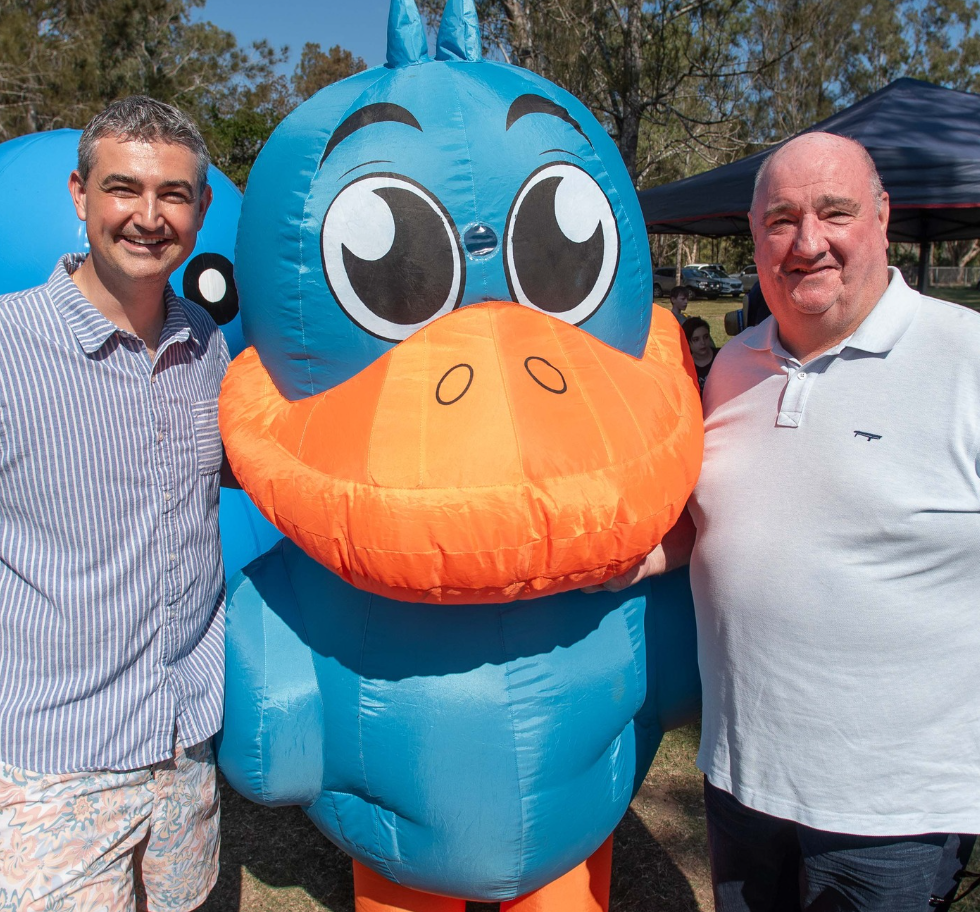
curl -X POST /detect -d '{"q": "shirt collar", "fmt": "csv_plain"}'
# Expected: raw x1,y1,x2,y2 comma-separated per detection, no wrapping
741,267,918,362
843,267,918,354
49,253,197,355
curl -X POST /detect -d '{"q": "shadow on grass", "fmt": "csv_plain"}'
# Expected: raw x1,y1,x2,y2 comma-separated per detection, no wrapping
611,807,701,911
200,774,355,912
202,777,702,912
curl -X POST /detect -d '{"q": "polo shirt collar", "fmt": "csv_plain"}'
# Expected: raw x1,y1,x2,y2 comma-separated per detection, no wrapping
844,267,918,355
742,314,780,354
50,253,197,354
741,266,918,361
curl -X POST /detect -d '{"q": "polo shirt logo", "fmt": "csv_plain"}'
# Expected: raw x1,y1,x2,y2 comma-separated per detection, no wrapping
854,430,883,441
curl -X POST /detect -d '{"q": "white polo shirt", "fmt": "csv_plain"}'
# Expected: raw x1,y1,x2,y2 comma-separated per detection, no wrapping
690,268,980,836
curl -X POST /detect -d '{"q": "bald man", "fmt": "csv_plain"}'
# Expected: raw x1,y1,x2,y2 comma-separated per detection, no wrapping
597,133,980,911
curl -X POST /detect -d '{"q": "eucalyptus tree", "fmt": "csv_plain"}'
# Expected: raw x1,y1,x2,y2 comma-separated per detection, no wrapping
0,0,267,139
415,0,801,185
744,0,980,142
418,0,980,191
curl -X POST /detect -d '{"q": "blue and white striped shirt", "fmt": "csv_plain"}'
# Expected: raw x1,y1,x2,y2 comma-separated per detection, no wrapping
0,255,228,773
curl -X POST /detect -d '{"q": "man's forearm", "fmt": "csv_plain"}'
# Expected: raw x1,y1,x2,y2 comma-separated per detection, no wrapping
585,505,695,593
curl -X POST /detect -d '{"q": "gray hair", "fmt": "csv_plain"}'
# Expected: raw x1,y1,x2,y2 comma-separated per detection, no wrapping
752,133,884,213
77,96,210,192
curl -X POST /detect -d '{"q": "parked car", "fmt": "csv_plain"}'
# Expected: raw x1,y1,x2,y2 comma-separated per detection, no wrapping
736,263,758,292
689,262,743,297
652,266,724,299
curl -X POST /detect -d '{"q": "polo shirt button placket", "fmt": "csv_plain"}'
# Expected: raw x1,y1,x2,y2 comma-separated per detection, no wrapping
776,362,810,428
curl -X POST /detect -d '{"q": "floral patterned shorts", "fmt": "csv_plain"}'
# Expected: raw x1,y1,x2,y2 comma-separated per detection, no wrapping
0,740,219,912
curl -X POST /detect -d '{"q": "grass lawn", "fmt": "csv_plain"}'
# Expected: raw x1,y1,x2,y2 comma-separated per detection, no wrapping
203,285,980,911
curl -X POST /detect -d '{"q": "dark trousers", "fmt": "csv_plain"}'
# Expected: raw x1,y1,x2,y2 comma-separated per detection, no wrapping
704,779,976,912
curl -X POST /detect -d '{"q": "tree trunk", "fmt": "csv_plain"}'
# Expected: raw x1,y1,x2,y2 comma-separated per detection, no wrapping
500,0,539,71
958,239,980,268
616,0,644,181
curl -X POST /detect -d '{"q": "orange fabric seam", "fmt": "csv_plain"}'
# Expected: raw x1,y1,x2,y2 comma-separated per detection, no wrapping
547,315,614,465
268,503,678,560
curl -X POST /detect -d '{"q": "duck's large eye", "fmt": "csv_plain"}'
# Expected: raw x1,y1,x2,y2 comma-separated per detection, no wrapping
321,174,464,341
504,163,618,324
182,253,239,325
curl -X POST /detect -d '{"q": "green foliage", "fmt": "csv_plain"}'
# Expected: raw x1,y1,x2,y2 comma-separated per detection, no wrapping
416,0,980,193
416,0,771,183
0,0,249,137
207,99,283,189
744,0,980,142
292,43,366,102
6,0,980,195
0,0,369,187
203,39,293,188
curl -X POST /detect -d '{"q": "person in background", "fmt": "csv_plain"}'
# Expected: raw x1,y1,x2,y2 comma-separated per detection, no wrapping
0,96,226,911
593,131,980,911
683,316,716,396
669,284,690,324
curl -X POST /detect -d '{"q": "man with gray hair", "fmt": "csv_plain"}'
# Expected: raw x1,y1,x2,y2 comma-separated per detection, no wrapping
0,96,226,910
597,131,980,910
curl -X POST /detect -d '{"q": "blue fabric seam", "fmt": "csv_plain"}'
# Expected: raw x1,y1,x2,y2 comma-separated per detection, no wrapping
497,606,526,895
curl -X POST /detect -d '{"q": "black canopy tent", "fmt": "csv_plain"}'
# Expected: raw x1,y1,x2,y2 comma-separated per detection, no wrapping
638,78,980,291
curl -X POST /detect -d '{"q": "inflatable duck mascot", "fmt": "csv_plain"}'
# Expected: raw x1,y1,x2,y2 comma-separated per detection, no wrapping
0,128,281,578
217,0,704,909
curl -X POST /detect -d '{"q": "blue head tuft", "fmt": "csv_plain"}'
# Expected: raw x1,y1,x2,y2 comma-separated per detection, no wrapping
387,0,430,67
436,0,482,62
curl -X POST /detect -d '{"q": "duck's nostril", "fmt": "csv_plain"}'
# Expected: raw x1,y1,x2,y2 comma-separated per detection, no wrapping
436,363,474,405
524,356,567,394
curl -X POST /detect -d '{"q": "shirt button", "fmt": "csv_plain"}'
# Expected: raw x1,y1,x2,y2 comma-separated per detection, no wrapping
163,491,172,501
157,431,164,443
797,371,807,380
150,375,157,384
169,552,177,562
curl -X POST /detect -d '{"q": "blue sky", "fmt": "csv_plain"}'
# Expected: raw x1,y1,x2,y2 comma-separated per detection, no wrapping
195,0,394,70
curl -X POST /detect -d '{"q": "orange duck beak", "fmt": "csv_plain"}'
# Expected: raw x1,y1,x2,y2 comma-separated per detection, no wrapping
219,302,703,604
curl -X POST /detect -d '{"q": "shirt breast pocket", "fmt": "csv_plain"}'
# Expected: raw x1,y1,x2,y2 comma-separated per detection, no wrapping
191,399,223,475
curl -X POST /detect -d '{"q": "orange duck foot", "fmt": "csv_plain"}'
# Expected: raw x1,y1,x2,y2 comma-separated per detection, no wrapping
352,836,612,912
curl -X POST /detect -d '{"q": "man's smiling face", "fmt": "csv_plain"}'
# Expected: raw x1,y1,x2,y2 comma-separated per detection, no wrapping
69,136,211,288
748,133,890,350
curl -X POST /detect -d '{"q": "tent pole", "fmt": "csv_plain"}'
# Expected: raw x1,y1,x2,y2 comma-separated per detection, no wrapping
917,241,931,293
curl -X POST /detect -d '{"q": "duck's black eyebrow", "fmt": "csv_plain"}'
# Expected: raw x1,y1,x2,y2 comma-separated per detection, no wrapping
320,103,423,168
506,94,592,148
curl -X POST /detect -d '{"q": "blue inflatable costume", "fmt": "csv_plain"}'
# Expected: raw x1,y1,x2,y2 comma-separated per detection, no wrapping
217,1,703,909
0,129,281,578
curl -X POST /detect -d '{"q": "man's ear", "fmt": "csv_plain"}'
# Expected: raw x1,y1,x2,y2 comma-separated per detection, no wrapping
68,170,87,221
877,191,890,249
196,184,213,230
